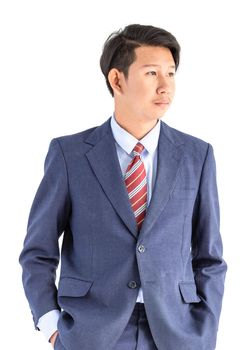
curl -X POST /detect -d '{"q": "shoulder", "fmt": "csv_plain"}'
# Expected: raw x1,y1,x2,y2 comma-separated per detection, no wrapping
54,126,98,146
47,125,99,157
161,121,212,162
50,117,111,151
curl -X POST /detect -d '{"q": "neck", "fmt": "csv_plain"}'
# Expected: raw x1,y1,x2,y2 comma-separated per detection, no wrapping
114,112,158,140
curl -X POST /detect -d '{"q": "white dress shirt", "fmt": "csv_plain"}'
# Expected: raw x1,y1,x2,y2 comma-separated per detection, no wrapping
37,114,161,340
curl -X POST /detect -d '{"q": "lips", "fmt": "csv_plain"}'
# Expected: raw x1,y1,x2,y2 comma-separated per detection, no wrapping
154,100,170,104
154,100,170,108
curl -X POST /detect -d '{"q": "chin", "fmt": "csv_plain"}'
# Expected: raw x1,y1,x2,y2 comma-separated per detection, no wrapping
154,113,166,120
141,111,165,123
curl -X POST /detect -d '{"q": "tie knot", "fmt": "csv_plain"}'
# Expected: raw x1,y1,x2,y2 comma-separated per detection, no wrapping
133,142,144,156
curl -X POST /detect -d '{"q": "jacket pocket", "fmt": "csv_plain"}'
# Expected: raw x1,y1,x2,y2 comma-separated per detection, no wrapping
178,281,201,303
58,277,93,297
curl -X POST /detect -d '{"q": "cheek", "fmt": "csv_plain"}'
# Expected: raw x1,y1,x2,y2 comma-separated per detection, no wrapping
131,76,151,91
126,77,155,104
171,81,176,93
128,82,150,100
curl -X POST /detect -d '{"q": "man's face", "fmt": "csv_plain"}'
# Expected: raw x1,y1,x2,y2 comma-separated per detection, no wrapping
118,45,176,122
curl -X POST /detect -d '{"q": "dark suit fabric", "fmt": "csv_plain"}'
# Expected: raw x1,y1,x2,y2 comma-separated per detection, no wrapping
19,117,227,350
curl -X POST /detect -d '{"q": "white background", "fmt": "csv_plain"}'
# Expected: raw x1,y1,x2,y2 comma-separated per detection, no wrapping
1,0,251,349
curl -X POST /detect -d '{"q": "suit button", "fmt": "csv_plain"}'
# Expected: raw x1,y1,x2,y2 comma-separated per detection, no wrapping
128,280,137,289
138,244,145,253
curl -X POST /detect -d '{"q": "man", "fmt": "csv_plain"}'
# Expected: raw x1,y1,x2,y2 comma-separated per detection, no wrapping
19,24,227,350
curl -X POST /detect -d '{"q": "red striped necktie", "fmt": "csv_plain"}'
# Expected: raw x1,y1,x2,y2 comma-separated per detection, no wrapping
124,142,147,231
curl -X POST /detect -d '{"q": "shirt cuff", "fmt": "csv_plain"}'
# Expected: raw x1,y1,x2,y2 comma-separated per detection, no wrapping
37,309,61,342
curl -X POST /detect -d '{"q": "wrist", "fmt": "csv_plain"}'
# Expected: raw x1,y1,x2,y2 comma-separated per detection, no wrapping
49,330,59,347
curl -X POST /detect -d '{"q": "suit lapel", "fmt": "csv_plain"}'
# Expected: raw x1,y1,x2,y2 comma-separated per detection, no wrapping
138,122,184,239
84,117,184,240
85,118,138,239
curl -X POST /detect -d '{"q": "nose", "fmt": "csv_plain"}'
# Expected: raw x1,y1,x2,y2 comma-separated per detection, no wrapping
156,76,173,95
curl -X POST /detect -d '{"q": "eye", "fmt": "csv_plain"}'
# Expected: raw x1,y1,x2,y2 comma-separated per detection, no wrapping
168,72,175,77
146,71,157,76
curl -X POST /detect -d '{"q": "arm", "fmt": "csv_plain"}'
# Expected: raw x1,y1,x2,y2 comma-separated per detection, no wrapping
19,138,71,329
192,144,227,328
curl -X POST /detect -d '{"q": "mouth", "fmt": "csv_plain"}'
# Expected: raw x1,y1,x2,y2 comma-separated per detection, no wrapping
154,101,170,108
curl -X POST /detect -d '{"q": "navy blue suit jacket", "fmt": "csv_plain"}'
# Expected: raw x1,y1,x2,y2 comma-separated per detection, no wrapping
19,117,227,350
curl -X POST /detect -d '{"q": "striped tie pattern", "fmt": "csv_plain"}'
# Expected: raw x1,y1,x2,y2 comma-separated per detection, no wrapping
124,142,147,230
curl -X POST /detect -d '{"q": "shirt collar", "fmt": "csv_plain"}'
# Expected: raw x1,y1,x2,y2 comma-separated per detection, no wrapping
110,113,160,156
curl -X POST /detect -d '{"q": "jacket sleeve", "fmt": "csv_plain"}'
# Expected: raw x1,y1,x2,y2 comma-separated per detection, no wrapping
192,143,227,329
19,138,71,329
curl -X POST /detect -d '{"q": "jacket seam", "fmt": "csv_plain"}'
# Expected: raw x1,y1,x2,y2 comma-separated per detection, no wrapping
55,138,71,204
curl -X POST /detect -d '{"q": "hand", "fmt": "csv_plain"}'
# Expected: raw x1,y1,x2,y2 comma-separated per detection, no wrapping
49,330,59,348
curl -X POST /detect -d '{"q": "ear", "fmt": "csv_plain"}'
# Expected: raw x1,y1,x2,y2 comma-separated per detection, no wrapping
108,68,125,96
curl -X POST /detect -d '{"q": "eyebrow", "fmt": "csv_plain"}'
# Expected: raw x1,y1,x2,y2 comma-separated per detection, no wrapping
141,64,176,69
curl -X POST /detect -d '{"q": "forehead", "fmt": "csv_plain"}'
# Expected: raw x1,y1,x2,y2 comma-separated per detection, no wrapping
132,46,175,68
